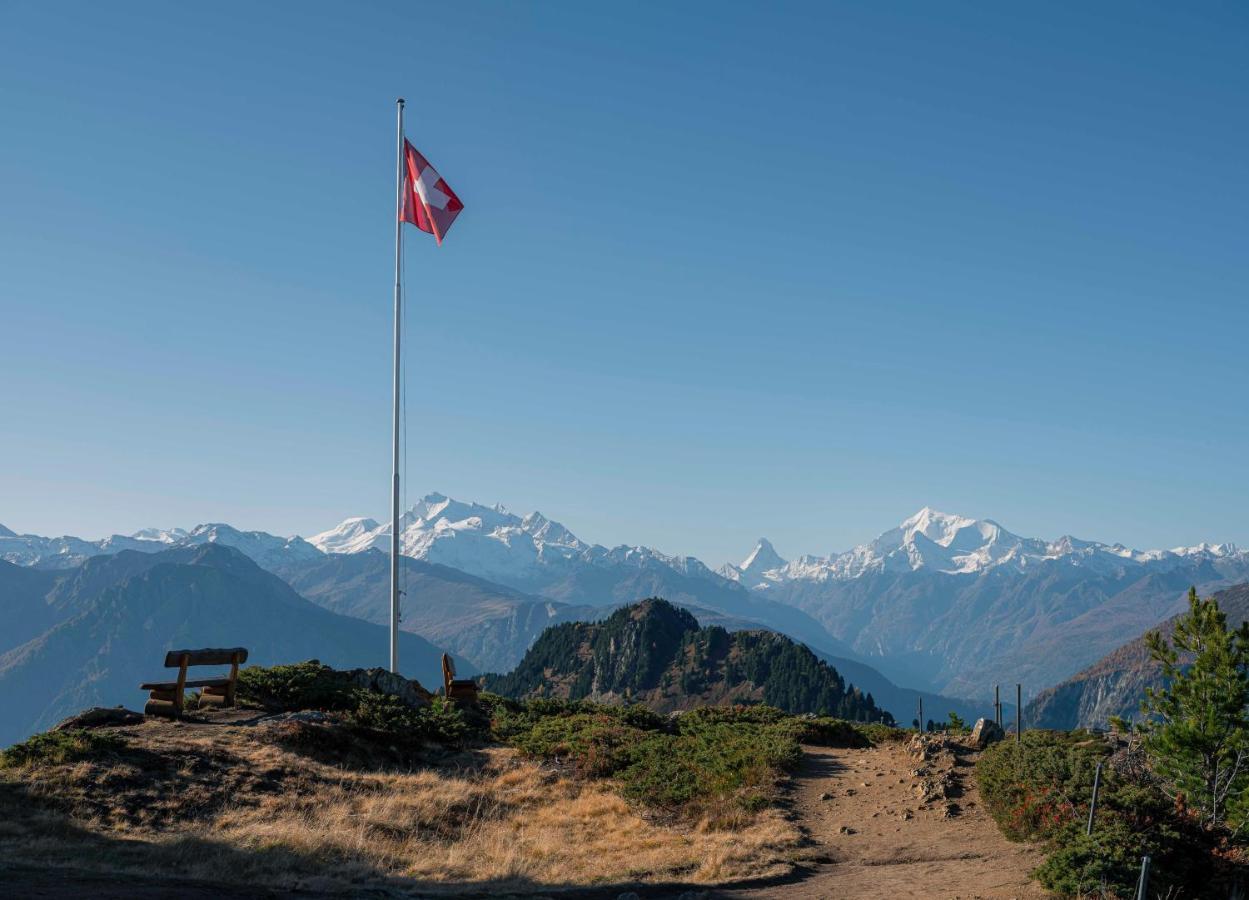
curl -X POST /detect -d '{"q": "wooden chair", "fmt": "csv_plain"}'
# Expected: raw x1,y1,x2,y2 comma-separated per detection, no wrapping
141,647,249,718
441,653,479,704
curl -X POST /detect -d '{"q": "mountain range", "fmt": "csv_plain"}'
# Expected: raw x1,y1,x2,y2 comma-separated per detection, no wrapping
6,494,1247,715
0,544,460,746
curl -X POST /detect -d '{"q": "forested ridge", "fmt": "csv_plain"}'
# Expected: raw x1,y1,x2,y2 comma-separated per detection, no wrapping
482,598,889,721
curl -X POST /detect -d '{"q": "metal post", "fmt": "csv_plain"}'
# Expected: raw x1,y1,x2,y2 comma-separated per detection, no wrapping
918,697,923,732
995,684,1001,724
1086,761,1102,835
389,98,405,674
1135,854,1151,900
1016,683,1022,742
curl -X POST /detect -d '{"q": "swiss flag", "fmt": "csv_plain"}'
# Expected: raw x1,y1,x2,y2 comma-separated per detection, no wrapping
400,140,463,244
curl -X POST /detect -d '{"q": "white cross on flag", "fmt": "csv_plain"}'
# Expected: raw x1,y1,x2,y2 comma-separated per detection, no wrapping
400,139,463,244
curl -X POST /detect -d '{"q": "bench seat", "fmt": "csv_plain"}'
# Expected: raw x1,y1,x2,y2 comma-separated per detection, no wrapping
140,677,233,691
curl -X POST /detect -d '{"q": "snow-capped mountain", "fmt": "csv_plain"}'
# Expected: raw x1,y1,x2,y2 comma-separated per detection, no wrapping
308,492,714,588
729,506,1247,590
0,522,321,570
719,537,787,589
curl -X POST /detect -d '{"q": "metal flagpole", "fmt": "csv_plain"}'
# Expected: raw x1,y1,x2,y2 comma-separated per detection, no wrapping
390,98,405,674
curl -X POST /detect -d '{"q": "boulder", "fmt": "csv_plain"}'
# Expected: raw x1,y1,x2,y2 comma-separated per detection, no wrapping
53,706,145,731
342,666,433,708
970,717,1005,748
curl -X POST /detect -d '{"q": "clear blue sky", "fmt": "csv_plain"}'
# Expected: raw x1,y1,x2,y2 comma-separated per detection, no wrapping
2,1,1246,565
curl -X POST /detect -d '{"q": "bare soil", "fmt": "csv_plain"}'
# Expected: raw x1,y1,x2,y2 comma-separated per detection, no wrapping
712,737,1048,899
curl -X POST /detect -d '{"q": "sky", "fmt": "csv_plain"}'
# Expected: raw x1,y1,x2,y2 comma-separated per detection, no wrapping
1,2,1246,566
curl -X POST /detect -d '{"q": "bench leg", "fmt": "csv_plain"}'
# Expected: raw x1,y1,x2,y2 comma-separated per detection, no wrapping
145,690,182,718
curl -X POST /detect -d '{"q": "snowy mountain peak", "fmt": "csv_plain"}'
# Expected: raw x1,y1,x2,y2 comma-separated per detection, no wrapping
129,527,189,544
898,507,983,546
740,538,786,574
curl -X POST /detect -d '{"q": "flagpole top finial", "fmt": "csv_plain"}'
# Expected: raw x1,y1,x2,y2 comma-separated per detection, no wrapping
397,97,405,106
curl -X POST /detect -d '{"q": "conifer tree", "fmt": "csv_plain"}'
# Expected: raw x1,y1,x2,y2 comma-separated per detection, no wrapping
1140,587,1249,830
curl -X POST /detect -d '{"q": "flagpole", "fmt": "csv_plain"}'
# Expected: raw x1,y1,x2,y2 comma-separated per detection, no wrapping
390,98,405,674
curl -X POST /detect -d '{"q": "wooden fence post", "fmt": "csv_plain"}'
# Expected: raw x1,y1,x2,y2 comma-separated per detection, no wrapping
1016,683,1022,742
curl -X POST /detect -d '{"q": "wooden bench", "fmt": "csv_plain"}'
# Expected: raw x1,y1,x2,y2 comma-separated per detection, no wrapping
442,653,478,704
141,647,248,718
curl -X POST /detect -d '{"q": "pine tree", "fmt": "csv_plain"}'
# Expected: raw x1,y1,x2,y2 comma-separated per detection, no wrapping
1140,587,1249,830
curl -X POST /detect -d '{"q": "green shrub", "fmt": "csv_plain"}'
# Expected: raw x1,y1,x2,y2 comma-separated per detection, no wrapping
511,712,651,778
237,663,472,747
348,693,469,745
978,731,1216,897
1,729,127,768
236,661,358,711
493,699,811,818
977,730,1105,842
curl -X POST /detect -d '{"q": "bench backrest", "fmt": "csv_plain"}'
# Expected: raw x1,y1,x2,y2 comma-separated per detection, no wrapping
164,647,249,668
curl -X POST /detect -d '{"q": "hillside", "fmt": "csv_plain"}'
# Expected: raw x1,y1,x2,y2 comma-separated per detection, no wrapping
482,598,889,720
273,549,606,672
0,545,462,746
0,664,1048,898
1026,581,1249,729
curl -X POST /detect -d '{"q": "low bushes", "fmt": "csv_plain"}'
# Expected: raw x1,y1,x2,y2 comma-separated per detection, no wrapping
978,731,1213,897
236,661,361,711
237,661,474,748
481,697,896,820
0,729,127,768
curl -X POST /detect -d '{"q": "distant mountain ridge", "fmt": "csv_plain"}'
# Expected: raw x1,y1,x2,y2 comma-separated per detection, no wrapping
1026,582,1249,730
481,598,890,721
0,544,461,746
721,507,1245,588
8,496,1248,705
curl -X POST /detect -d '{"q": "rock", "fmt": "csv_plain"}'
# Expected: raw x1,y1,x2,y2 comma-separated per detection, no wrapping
53,707,145,731
342,667,433,708
970,718,1005,749
838,825,857,835
844,788,856,796
265,710,334,724
819,791,833,801
942,802,961,819
900,809,913,820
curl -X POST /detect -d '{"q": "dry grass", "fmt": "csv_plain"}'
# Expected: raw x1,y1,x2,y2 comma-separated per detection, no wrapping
0,718,804,895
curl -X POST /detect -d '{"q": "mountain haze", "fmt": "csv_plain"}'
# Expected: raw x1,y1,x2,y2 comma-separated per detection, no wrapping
1026,582,1249,730
0,545,461,746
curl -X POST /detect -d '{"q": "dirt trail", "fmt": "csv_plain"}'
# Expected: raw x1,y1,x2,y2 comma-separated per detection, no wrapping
713,737,1047,899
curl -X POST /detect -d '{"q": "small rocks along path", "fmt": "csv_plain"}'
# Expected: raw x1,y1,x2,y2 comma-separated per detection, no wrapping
711,735,1048,900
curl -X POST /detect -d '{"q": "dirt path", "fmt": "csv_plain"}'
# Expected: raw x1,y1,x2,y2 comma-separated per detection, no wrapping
713,737,1047,899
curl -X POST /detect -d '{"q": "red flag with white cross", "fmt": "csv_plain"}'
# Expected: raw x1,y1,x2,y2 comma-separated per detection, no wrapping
399,140,463,244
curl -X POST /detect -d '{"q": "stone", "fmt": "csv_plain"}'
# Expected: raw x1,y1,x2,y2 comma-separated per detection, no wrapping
53,707,144,731
343,666,433,708
819,791,833,801
970,717,1006,749
838,825,856,835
